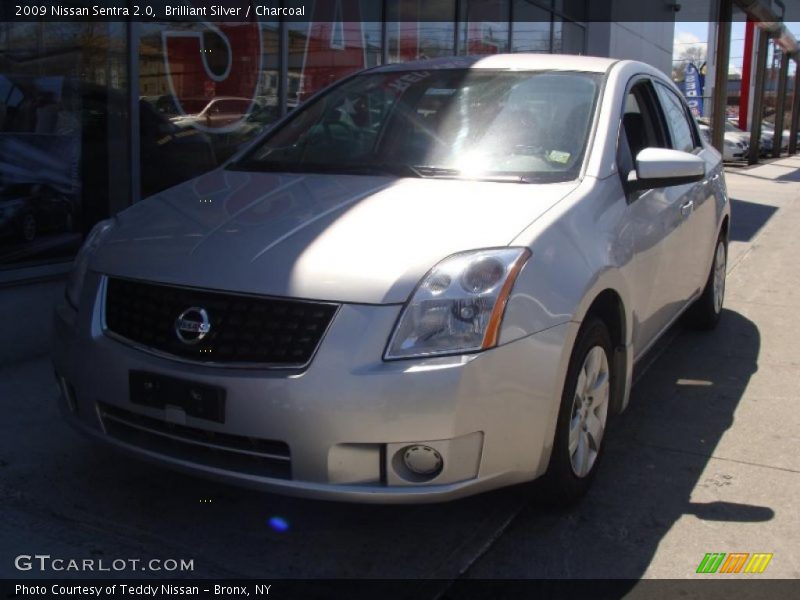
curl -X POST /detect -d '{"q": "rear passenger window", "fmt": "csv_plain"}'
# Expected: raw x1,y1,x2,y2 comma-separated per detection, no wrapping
654,83,698,153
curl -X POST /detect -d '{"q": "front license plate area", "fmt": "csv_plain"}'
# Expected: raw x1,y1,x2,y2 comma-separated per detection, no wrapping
129,371,225,423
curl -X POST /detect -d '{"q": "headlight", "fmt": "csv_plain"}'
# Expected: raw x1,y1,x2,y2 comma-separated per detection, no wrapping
65,219,116,309
385,248,531,360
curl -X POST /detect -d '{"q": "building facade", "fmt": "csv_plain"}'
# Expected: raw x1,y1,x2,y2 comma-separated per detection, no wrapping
0,0,675,363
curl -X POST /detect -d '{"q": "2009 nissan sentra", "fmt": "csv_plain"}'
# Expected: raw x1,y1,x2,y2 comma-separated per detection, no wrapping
53,54,730,504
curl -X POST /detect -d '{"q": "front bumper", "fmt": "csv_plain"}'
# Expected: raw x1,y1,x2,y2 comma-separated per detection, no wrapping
52,273,574,503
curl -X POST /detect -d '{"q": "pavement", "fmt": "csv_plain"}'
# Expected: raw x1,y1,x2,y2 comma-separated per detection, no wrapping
1,156,798,588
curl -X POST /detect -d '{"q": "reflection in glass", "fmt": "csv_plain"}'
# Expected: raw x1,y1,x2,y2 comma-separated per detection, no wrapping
289,1,382,105
386,0,456,62
512,1,552,53
238,69,600,183
0,22,127,267
553,0,588,22
458,0,509,55
137,18,285,197
553,18,585,55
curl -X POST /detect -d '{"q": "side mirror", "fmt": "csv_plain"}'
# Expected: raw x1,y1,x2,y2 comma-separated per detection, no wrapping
627,147,705,192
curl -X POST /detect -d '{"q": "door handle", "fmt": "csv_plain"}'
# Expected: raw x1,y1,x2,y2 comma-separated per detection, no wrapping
680,200,694,217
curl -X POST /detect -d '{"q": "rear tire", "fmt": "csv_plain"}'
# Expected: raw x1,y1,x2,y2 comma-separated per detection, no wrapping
687,233,727,330
540,318,613,506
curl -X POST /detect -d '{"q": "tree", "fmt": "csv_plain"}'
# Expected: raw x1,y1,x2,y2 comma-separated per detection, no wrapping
673,44,707,82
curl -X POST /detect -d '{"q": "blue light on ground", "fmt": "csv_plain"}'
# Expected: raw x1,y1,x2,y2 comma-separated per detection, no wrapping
268,516,289,532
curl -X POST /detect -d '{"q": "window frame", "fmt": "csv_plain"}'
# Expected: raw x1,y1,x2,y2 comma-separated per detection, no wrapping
653,80,703,154
616,76,670,192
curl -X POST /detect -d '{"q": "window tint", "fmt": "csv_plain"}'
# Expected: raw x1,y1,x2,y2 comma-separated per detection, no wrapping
621,82,664,159
239,70,601,182
655,83,697,153
618,81,667,183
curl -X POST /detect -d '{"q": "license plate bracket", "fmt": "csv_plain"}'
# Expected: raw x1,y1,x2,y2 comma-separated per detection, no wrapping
129,371,225,424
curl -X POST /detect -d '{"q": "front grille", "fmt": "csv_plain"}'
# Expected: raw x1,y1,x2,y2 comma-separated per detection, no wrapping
99,403,292,479
104,277,338,367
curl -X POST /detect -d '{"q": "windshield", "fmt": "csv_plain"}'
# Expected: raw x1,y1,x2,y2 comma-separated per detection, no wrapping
234,69,601,183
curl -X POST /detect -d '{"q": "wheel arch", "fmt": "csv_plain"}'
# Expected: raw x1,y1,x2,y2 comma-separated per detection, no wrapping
576,285,632,415
720,213,730,241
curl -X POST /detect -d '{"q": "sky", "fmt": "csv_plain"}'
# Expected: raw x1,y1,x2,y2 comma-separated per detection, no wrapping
673,20,800,77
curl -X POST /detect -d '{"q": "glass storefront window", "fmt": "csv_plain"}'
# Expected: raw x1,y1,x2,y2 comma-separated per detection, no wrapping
459,0,509,55
138,17,280,199
386,0,456,62
289,1,382,105
1,1,583,274
553,18,585,55
512,1,552,53
553,0,588,22
0,22,129,268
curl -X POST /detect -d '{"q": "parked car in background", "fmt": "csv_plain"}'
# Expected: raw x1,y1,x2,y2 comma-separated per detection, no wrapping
758,130,774,156
170,96,260,130
54,55,730,504
194,102,280,163
697,117,749,161
153,95,276,163
0,183,75,243
760,121,793,154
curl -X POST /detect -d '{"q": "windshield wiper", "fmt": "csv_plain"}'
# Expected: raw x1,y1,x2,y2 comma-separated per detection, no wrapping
333,163,424,177
229,161,559,183
410,165,539,183
228,161,423,178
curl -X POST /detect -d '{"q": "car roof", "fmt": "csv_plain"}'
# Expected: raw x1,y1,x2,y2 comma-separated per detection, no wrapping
369,53,619,74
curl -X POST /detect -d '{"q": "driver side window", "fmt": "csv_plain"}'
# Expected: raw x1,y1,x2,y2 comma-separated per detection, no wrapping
617,80,667,185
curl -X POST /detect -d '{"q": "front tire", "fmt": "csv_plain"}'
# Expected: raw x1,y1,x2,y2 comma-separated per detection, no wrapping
541,318,613,506
687,234,727,330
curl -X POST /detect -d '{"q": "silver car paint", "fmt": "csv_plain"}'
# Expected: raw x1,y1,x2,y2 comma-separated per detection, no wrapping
52,56,730,502
92,172,579,305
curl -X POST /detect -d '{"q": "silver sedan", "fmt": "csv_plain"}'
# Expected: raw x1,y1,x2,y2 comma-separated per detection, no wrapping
53,54,730,504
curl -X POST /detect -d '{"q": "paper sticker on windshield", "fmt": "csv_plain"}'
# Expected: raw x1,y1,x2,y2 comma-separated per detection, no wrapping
547,150,571,164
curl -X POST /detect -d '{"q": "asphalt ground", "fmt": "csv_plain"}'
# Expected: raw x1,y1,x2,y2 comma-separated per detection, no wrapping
1,156,798,588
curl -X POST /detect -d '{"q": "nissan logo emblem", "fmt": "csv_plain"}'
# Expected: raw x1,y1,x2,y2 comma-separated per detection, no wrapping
175,307,211,345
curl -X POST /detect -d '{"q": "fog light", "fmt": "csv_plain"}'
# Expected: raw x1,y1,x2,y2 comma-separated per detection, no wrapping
402,445,443,477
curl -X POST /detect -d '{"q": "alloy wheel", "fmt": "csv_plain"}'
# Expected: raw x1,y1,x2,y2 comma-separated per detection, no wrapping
568,346,610,478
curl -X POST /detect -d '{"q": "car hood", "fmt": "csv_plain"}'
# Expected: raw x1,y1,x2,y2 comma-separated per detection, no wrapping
93,169,577,304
